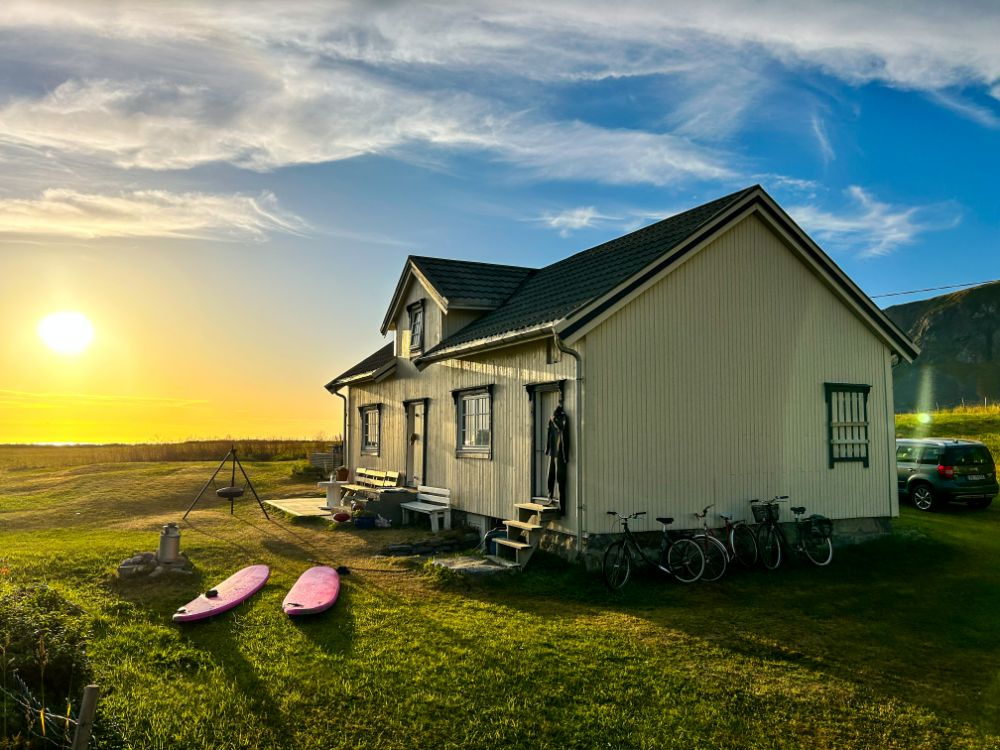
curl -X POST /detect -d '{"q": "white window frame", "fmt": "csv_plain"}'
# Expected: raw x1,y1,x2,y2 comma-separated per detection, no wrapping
359,404,382,456
408,300,425,354
454,386,493,459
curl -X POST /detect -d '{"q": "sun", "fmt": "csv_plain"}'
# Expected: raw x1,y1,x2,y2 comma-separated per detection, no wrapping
37,311,94,355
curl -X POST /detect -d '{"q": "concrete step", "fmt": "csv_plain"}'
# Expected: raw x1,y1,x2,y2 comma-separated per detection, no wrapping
485,555,521,569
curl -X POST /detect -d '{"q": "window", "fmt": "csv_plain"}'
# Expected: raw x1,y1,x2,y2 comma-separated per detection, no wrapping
454,386,493,457
408,301,424,353
917,447,942,466
359,404,381,456
824,383,870,468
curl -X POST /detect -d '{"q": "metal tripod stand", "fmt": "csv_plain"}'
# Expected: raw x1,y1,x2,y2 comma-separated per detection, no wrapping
183,445,270,520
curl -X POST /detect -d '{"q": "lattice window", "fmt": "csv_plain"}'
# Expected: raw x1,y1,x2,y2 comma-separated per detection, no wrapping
824,383,870,468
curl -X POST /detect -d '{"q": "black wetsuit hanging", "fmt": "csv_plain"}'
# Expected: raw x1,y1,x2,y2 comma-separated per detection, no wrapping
546,405,570,516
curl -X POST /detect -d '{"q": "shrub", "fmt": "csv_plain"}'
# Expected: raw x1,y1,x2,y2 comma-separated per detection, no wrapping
0,586,93,743
288,461,327,481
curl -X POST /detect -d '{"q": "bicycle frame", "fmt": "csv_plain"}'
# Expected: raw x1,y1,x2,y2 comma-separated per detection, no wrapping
753,496,833,568
618,516,673,573
602,511,705,589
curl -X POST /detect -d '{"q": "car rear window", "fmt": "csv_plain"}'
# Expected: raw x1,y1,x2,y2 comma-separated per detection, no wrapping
944,445,994,466
917,447,942,465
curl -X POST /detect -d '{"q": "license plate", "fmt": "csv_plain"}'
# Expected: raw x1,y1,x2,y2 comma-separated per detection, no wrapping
969,474,986,481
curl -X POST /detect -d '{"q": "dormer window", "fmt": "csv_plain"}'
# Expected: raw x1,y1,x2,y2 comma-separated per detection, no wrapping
408,300,425,353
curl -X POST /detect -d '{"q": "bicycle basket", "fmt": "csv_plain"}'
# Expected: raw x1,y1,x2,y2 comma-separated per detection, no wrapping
751,502,779,523
808,514,833,538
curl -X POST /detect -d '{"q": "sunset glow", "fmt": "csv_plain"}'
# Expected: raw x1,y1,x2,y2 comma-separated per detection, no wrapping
0,2,996,445
37,311,94,355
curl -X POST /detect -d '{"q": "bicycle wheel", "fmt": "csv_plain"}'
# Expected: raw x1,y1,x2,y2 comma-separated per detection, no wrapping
758,525,782,570
603,540,633,590
802,533,834,567
665,537,704,584
730,523,758,568
695,534,728,582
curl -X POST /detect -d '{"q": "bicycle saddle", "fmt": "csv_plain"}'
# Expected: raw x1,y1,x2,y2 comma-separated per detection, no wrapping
655,517,674,525
790,506,806,515
719,513,732,521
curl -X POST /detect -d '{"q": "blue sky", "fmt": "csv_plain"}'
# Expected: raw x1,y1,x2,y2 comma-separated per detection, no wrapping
0,1,997,440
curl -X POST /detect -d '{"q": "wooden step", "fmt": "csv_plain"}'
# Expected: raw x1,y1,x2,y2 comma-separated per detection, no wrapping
515,502,559,513
494,538,532,551
504,519,541,531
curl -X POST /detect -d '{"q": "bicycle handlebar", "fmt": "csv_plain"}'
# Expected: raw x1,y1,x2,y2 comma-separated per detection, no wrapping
606,510,647,520
694,503,715,518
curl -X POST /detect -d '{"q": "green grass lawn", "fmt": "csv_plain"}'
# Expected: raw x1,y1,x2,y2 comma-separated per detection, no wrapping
2,424,1000,749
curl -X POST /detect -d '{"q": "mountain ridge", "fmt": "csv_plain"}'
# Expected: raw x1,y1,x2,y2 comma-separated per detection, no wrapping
884,281,1000,412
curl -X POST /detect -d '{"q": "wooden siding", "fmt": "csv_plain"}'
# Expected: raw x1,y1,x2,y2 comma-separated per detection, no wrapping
348,341,578,526
394,278,443,357
444,308,485,339
581,213,897,532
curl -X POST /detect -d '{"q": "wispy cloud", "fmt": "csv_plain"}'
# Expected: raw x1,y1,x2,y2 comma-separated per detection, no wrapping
810,115,835,163
0,0,997,192
0,189,308,240
536,206,617,236
926,91,1000,129
788,186,961,257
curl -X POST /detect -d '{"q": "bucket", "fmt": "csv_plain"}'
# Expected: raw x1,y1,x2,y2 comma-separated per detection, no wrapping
484,528,507,556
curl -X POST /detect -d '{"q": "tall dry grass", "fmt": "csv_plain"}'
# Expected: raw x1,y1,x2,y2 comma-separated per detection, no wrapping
0,439,342,469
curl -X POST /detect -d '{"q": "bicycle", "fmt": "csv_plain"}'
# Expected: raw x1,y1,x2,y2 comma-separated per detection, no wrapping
692,505,729,582
751,496,834,569
603,511,706,590
718,509,759,568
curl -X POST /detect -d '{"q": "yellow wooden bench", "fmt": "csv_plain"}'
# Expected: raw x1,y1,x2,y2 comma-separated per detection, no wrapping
340,468,401,502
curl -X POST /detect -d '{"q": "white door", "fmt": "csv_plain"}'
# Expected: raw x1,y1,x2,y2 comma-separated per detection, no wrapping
406,401,426,487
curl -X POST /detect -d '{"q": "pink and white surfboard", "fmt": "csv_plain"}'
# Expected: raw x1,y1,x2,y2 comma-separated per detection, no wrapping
172,565,270,623
282,566,341,616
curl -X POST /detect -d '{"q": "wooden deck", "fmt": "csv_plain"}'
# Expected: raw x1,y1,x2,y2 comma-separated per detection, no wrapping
264,497,341,518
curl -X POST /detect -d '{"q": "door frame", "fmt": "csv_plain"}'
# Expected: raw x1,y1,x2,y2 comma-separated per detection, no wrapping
403,397,430,488
525,380,566,498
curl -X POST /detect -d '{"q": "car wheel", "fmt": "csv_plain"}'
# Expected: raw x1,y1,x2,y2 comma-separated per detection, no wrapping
910,482,937,512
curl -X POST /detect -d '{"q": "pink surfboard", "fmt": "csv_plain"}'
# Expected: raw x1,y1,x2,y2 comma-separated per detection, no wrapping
172,565,270,623
282,566,341,616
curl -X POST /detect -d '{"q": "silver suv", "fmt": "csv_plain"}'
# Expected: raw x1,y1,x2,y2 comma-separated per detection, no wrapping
896,439,998,511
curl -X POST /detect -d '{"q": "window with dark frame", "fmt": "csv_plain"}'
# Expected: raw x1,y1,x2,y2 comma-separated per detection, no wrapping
453,386,493,457
359,404,381,456
408,300,424,353
824,383,870,468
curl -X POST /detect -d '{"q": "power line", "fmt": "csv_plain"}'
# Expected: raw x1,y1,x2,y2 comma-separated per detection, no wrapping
871,278,1000,299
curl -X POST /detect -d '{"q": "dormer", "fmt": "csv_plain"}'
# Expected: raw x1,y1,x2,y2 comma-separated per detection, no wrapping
381,256,534,360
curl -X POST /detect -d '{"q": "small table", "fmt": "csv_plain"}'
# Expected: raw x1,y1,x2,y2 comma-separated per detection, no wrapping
317,480,348,510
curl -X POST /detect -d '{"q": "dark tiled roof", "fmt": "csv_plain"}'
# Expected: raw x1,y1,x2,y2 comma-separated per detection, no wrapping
325,343,395,390
410,256,534,308
422,186,757,355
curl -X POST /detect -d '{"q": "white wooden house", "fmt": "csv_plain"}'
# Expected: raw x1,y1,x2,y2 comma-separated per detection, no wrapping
325,186,919,566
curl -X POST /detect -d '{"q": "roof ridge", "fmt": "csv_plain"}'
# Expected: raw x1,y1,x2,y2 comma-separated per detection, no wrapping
536,185,758,275
410,255,536,272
